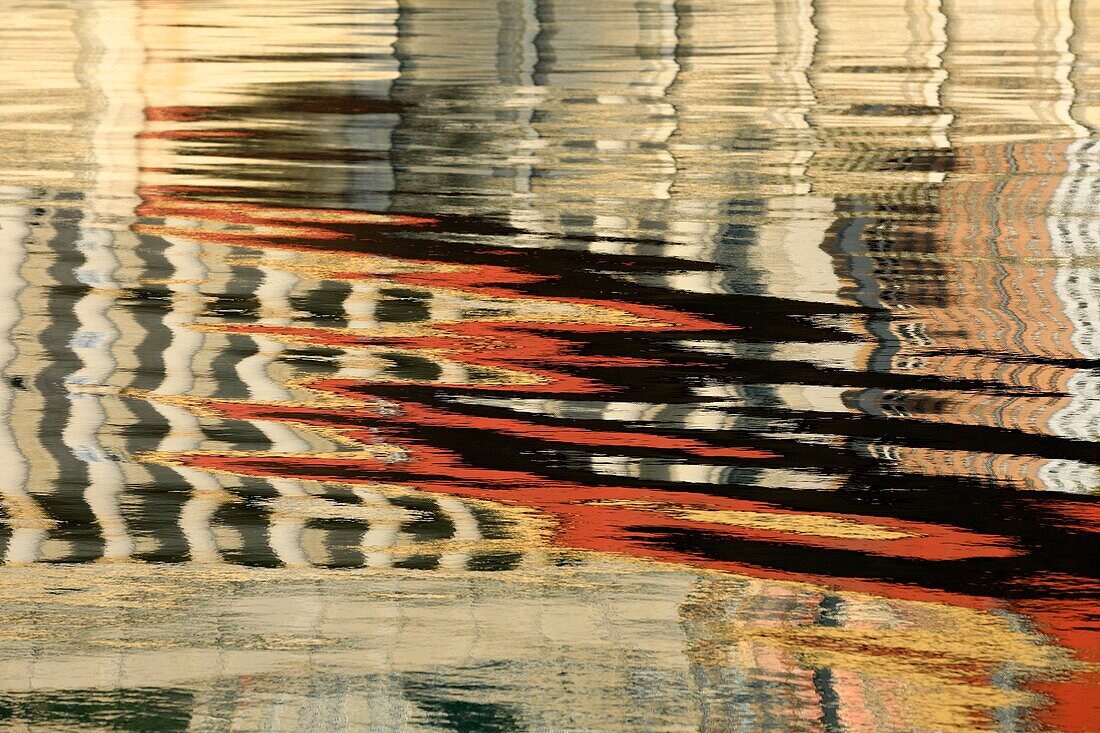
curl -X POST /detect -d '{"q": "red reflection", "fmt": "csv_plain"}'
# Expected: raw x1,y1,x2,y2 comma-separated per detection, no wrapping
133,187,1099,730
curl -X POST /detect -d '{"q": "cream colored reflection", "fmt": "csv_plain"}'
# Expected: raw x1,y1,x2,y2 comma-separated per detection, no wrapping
0,4,91,186
140,1,400,103
942,0,1088,142
660,0,841,301
0,1,151,563
526,0,680,236
1,197,73,563
505,0,849,301
501,0,551,251
0,193,51,564
1072,0,1100,132
64,225,132,559
0,562,1073,732
812,0,952,161
58,0,148,562
138,0,402,195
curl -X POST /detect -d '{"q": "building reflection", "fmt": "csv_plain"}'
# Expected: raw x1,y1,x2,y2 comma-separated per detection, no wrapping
0,0,1094,557
0,562,1074,732
381,0,1100,494
0,0,1097,730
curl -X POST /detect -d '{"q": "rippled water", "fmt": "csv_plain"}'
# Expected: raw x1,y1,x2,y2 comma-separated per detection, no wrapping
0,0,1098,731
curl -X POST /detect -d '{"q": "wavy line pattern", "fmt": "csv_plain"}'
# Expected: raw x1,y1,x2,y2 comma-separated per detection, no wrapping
0,0,1097,731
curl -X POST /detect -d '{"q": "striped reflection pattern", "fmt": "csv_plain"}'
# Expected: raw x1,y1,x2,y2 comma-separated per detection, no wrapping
0,0,1098,731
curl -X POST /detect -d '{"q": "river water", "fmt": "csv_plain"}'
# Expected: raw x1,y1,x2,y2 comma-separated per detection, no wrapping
0,1,1097,731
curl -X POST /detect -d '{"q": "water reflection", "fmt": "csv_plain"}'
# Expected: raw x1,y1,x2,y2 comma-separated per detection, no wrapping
0,0,1097,730
0,564,1079,732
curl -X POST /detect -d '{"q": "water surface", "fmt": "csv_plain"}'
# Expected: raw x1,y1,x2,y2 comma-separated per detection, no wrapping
0,1,1098,731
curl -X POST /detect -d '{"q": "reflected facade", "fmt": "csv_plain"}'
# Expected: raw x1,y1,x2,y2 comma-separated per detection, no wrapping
0,1,1097,731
